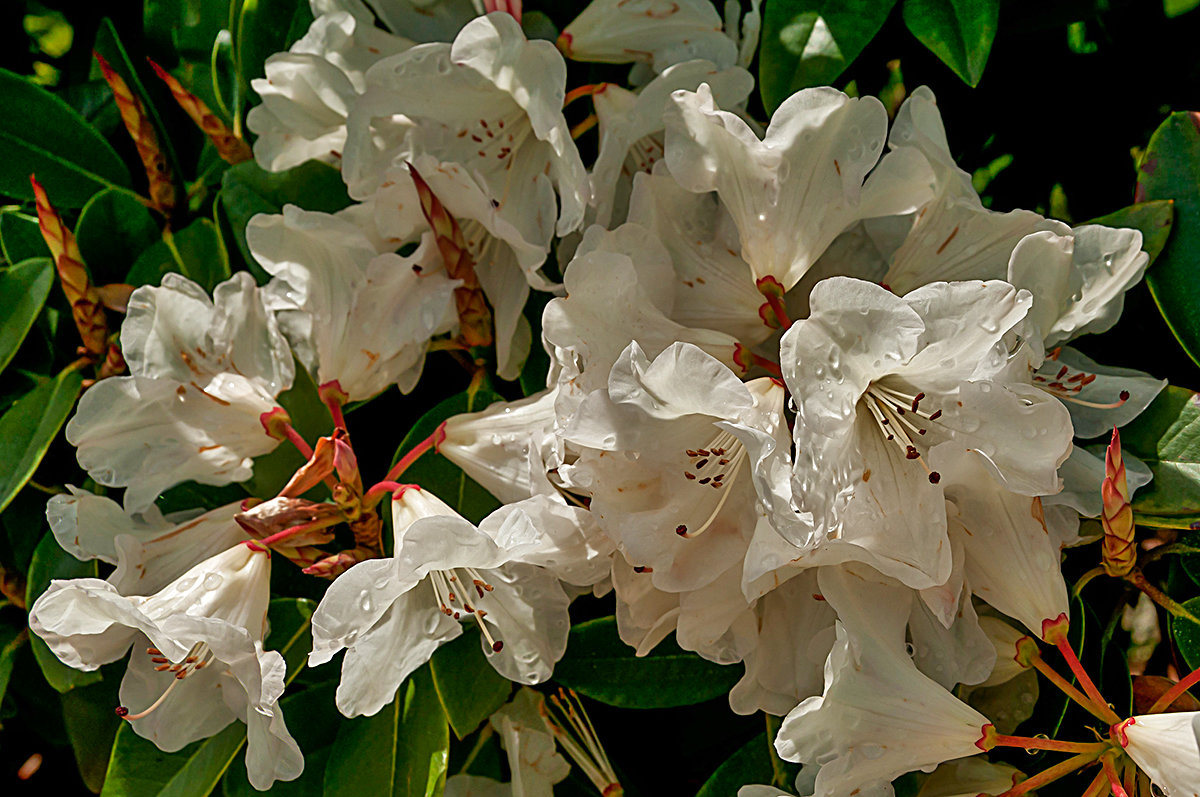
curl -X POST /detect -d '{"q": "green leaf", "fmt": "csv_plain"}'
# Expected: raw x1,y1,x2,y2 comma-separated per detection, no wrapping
0,257,54,376
0,619,26,705
759,0,898,113
25,531,102,693
1138,112,1200,367
390,388,505,528
237,0,313,87
1121,386,1200,525
0,67,134,207
429,627,512,740
243,361,332,500
323,664,449,797
62,676,124,792
696,732,798,797
127,219,230,292
1172,596,1200,669
76,189,161,285
0,210,49,264
220,160,350,279
100,598,316,797
901,0,999,87
93,18,185,210
1086,200,1175,269
0,365,84,515
553,617,741,709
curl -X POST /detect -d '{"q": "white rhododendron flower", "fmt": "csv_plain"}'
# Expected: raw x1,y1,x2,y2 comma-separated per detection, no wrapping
309,487,597,717
558,0,737,70
248,10,413,171
664,84,933,292
47,486,245,595
28,544,302,790
66,273,294,512
1115,712,1200,796
250,203,458,399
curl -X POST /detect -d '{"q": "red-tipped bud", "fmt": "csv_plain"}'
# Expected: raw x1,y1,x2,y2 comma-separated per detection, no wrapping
147,58,251,164
94,52,177,216
1102,427,1135,577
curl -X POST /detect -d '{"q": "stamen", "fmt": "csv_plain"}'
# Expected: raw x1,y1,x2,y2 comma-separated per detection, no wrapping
542,689,623,797
676,430,747,538
863,385,943,485
117,642,213,720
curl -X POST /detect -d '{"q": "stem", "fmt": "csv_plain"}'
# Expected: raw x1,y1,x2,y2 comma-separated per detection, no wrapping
1080,768,1111,797
1147,665,1200,714
570,113,598,139
363,481,409,508
1100,753,1130,797
1072,565,1105,599
385,422,447,482
989,734,1108,754
1030,654,1120,724
1127,569,1200,625
457,724,494,775
997,751,1104,797
1139,542,1200,567
762,290,791,329
1052,636,1122,724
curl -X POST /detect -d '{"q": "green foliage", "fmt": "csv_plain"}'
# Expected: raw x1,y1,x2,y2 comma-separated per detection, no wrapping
1171,596,1200,669
126,218,230,291
0,365,84,515
1139,112,1200,367
901,0,999,87
322,665,449,797
0,210,48,263
552,617,742,709
1121,386,1200,529
1086,200,1175,268
75,189,160,284
0,67,133,206
429,627,513,740
696,732,800,796
759,0,898,113
0,257,54,376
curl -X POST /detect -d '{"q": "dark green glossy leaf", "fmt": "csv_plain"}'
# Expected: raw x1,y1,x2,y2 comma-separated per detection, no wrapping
553,617,741,709
0,257,54,376
696,732,798,797
901,0,999,86
1121,386,1200,525
0,618,26,705
243,361,332,500
220,160,350,280
429,627,512,740
25,531,102,693
1172,596,1200,669
126,218,230,292
100,598,316,797
76,189,160,285
0,365,84,515
323,665,449,797
1085,200,1174,269
390,387,505,529
62,676,123,792
94,18,186,209
1138,112,1200,367
0,67,133,206
0,210,48,264
759,0,898,113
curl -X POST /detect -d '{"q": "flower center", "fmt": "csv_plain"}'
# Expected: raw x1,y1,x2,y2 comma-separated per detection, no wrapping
861,382,942,485
676,430,746,539
115,642,215,720
428,568,504,653
622,133,664,178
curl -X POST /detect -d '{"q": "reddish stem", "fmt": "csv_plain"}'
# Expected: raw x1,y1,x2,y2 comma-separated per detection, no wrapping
1100,754,1129,797
1051,635,1121,724
1080,768,1110,797
1030,654,1119,724
989,734,1107,754
997,751,1104,797
385,422,447,482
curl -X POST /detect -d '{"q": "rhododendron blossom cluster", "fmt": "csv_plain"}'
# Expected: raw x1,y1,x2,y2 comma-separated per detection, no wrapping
20,2,1200,796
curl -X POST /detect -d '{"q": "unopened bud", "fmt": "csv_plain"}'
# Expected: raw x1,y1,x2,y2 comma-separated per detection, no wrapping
1102,427,1135,577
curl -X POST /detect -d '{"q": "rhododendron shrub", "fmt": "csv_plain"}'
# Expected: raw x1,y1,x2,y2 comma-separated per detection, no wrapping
2,2,1200,796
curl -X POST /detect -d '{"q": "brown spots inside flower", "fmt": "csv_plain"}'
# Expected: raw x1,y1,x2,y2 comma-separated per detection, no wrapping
936,226,959,254
176,385,187,396
862,468,871,483
833,159,841,176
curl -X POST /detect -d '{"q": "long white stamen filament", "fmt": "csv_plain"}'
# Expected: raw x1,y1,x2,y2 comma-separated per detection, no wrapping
542,689,622,796
863,385,942,485
428,568,503,652
119,642,213,721
677,430,748,539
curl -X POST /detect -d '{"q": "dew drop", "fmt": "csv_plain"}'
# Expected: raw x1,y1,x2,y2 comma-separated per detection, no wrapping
176,577,197,592
359,591,373,613
202,573,223,591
